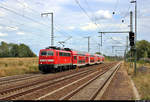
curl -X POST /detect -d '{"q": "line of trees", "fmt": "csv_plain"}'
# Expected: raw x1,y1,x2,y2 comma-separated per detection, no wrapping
126,40,150,61
0,41,36,57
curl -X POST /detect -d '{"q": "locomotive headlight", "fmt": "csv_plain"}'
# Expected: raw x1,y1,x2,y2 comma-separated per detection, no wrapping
47,59,54,62
40,59,46,62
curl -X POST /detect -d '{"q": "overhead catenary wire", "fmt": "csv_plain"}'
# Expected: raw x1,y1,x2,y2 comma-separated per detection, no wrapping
74,0,101,30
120,3,131,21
0,1,94,54
84,0,96,23
74,0,105,52
15,0,73,38
0,1,73,39
113,0,119,15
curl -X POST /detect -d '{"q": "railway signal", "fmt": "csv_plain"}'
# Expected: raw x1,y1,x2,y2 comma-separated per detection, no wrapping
129,31,135,46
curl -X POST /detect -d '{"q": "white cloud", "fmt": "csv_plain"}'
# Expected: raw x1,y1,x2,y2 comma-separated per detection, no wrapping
0,26,3,29
67,26,75,30
80,22,99,31
6,26,18,31
0,11,6,17
17,32,25,35
0,33,8,37
17,1,29,8
95,10,112,20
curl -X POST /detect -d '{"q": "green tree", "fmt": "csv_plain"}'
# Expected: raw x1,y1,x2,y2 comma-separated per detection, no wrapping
0,41,9,57
0,41,36,57
136,40,150,60
126,40,150,61
18,44,36,57
10,44,19,57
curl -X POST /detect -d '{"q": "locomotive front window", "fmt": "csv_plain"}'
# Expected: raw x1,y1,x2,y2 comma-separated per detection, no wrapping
41,51,54,56
41,51,47,56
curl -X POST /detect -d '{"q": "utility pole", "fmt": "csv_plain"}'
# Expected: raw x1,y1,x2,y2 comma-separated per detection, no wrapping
98,31,129,58
130,11,133,32
130,11,133,68
84,36,90,52
98,33,103,55
98,43,101,54
125,36,129,62
41,12,54,46
98,33,102,46
130,0,137,75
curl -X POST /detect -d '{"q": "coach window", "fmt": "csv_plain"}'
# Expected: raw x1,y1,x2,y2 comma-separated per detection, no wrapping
74,56,77,60
66,53,68,56
59,52,62,56
62,52,65,56
47,51,54,56
66,53,69,56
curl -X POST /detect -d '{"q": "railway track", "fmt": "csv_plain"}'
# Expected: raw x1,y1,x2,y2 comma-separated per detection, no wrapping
0,63,108,100
0,62,119,100
35,62,119,100
0,74,42,85
0,64,103,88
0,74,38,82
0,63,107,88
61,62,121,100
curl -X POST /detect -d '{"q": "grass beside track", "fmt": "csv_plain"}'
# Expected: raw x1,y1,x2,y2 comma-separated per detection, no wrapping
0,57,39,77
124,62,150,100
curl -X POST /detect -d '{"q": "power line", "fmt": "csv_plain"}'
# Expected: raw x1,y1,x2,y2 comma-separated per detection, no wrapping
0,2,73,39
84,0,94,21
113,0,119,14
121,3,131,21
0,5,50,28
15,0,76,38
74,0,101,30
75,0,91,21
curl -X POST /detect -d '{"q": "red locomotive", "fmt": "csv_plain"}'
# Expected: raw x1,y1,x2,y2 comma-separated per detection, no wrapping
39,46,104,73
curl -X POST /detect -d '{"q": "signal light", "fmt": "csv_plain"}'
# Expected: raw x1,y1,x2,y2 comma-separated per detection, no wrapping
129,31,135,46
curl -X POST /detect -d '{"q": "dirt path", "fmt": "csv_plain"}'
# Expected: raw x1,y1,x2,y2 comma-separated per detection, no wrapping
100,64,135,100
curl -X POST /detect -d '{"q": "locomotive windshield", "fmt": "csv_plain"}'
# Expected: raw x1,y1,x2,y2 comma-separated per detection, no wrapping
41,51,54,56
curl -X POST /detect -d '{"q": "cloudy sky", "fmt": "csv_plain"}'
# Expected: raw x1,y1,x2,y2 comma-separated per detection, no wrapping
0,0,149,56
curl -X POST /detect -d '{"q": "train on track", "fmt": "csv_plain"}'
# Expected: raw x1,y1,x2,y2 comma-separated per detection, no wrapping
39,46,104,73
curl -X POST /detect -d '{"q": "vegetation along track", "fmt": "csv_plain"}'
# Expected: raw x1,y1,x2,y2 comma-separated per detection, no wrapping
0,62,118,100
